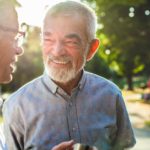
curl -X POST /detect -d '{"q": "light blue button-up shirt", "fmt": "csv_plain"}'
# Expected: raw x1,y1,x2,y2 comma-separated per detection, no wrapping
3,71,136,150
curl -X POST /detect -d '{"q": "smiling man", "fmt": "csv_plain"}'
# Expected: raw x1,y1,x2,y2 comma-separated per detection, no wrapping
3,1,136,150
0,1,24,84
0,0,24,149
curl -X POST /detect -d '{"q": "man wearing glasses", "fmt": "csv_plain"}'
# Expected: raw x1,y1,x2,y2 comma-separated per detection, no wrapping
0,1,25,84
0,0,25,149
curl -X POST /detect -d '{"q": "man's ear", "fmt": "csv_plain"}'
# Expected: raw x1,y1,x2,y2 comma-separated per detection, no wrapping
86,39,100,61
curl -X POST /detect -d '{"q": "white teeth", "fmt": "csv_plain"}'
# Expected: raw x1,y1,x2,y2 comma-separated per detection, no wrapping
10,62,15,66
48,56,70,64
52,60,68,64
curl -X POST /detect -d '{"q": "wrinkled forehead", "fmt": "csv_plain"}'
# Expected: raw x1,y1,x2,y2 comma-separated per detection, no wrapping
43,13,85,29
42,14,89,43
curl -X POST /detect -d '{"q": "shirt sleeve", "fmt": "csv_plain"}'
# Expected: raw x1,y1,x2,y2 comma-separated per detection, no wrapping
112,92,136,149
2,101,24,150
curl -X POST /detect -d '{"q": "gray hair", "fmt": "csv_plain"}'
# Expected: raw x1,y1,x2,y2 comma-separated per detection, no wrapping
0,0,18,32
0,0,18,41
43,1,97,41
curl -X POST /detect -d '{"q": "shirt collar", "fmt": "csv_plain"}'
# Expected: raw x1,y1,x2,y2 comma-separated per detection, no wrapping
78,70,86,90
42,70,86,94
42,72,58,94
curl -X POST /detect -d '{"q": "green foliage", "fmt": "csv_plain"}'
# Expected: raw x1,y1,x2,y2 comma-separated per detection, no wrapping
85,51,112,78
145,120,150,128
2,0,150,92
82,0,150,90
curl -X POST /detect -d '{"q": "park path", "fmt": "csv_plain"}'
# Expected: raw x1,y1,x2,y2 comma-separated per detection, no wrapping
123,92,150,150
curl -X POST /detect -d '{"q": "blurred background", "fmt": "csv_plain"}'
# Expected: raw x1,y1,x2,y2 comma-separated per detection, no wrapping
0,0,150,149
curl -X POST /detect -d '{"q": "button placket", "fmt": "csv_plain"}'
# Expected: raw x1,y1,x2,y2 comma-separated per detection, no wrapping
67,96,80,142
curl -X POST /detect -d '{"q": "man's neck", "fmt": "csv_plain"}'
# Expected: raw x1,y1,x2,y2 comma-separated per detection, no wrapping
53,71,83,95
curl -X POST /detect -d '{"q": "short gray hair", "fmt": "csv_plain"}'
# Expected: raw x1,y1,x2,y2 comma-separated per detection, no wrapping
0,0,18,40
0,1,17,28
43,1,97,41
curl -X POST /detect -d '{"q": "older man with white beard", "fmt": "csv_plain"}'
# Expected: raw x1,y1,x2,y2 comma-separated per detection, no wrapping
3,1,136,150
0,1,73,150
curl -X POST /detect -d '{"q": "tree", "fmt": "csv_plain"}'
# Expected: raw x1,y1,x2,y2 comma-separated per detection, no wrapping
82,0,150,90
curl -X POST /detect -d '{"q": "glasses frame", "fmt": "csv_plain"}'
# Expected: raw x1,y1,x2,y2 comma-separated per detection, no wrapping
0,25,26,47
0,25,25,37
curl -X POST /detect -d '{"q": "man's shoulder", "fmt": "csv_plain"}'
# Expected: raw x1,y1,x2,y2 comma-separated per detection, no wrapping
4,75,43,106
15,75,43,93
85,71,120,92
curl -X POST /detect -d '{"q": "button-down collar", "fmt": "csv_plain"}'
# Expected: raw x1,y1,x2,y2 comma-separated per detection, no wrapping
42,70,86,95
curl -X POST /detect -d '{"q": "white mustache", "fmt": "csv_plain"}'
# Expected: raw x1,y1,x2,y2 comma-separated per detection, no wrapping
48,55,71,63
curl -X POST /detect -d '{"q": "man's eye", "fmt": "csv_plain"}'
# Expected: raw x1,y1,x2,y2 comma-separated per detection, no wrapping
65,41,79,46
44,39,54,44
44,39,53,42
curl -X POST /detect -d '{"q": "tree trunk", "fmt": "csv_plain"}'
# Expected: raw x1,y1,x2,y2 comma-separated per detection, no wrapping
127,75,133,90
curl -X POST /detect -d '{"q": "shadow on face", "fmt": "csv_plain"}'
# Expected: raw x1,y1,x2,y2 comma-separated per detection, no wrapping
0,1,19,84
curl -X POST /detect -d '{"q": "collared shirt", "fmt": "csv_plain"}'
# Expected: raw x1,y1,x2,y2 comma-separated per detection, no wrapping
3,71,136,150
0,123,7,150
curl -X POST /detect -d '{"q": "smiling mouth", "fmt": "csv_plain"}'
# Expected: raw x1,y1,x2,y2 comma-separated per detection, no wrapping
10,61,16,66
48,56,71,65
10,62,16,72
52,60,69,64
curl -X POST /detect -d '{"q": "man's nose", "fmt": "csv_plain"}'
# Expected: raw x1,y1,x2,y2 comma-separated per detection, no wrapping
13,38,24,56
52,41,66,56
15,46,24,56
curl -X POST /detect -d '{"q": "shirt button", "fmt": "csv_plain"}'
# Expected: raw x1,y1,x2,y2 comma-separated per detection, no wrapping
72,127,76,131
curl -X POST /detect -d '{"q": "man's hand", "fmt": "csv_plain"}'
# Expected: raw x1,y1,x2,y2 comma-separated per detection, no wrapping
52,140,74,150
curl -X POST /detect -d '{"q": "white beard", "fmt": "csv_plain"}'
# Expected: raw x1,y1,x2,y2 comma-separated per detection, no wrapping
44,55,86,83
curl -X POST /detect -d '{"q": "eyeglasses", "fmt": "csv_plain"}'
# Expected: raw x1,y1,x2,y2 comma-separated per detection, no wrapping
0,25,26,47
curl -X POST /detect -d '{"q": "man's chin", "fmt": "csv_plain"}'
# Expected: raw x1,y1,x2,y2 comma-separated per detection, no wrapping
0,74,13,84
46,67,75,83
